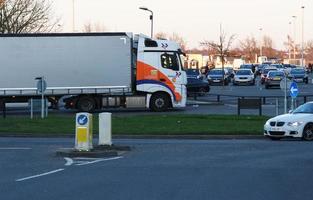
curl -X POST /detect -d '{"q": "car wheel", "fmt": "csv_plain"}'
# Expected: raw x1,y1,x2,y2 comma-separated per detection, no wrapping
302,123,313,141
150,93,170,112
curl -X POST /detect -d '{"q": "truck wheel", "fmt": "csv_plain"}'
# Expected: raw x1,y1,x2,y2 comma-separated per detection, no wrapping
150,93,170,112
77,96,96,112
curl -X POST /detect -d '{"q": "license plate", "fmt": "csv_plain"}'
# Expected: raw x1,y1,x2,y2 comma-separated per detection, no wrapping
295,79,302,82
273,77,280,81
271,127,283,131
213,80,220,82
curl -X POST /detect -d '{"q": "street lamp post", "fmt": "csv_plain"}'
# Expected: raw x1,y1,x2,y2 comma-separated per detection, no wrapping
292,15,297,60
259,28,263,57
288,21,292,59
72,0,75,32
301,6,305,66
139,7,153,38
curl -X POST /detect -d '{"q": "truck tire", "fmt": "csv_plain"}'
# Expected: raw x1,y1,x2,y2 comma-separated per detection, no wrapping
77,96,96,112
150,93,170,112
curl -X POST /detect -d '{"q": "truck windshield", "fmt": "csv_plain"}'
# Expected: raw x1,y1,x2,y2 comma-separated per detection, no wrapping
161,53,179,71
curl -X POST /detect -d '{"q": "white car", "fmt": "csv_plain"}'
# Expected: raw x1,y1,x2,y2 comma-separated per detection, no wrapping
264,102,313,141
233,69,255,85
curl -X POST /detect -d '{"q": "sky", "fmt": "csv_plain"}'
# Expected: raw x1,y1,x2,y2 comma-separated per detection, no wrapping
53,0,312,50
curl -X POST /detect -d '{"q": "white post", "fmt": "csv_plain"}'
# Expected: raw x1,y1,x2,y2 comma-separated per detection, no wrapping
30,98,33,119
99,112,112,146
284,77,287,113
41,79,44,119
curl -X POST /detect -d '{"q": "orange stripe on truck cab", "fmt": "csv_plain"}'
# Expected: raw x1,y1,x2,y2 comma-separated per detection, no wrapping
136,61,182,101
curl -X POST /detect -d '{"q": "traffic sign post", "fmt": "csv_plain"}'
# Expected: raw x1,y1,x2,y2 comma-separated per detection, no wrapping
75,113,93,151
35,76,47,119
289,82,299,111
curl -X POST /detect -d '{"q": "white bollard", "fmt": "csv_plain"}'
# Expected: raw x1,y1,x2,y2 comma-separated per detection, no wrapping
99,112,112,146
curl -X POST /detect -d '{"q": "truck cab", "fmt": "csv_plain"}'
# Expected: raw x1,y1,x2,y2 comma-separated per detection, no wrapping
135,35,187,111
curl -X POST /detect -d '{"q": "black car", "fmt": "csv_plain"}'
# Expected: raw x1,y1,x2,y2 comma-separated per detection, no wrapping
186,69,201,79
288,68,309,84
207,69,229,85
187,78,210,96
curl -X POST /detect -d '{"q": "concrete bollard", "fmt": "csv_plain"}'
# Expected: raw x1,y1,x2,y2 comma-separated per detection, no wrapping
99,112,112,146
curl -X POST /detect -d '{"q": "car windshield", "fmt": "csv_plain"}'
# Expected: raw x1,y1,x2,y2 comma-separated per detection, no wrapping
271,64,283,68
209,70,223,75
268,71,284,77
240,65,252,69
290,69,305,74
263,68,277,74
236,70,251,75
293,103,313,114
186,69,200,76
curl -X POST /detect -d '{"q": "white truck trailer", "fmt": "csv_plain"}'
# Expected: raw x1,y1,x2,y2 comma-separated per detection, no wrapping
0,32,187,112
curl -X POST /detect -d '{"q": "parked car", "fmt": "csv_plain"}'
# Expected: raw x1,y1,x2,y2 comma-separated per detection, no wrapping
186,69,201,79
260,66,278,84
233,69,255,85
255,64,270,75
225,67,235,78
287,68,309,84
264,101,313,141
240,64,255,73
207,69,229,85
270,64,284,71
264,71,285,89
187,77,210,96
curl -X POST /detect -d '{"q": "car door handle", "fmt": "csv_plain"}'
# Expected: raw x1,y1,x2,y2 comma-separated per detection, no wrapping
160,78,166,82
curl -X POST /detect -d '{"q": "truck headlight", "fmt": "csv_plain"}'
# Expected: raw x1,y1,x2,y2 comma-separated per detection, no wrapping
287,121,304,127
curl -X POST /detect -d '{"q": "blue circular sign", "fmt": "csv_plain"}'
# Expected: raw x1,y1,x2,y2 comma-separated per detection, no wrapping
290,82,298,98
77,114,88,125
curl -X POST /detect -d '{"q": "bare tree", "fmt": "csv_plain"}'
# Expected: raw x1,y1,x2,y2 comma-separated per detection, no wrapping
83,22,107,33
200,26,236,85
155,32,167,40
154,32,187,51
239,35,258,63
0,0,57,33
262,35,276,58
305,40,313,61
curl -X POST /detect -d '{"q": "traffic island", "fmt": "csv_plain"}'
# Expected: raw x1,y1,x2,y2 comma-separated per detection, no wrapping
56,144,131,158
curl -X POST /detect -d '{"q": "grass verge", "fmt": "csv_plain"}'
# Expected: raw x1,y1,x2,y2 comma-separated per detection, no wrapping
0,114,269,136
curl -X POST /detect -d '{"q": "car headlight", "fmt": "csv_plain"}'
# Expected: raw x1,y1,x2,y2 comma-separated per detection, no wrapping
265,120,270,126
287,121,304,127
207,76,212,80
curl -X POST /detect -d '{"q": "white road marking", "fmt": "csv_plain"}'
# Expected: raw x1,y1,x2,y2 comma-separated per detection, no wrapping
16,169,64,182
0,147,31,150
64,157,73,166
76,156,123,166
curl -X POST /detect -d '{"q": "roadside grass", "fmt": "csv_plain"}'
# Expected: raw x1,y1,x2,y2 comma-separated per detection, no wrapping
0,114,269,136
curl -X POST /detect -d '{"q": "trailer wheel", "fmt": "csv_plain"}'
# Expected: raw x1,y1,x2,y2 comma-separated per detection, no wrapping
77,96,96,112
150,93,170,112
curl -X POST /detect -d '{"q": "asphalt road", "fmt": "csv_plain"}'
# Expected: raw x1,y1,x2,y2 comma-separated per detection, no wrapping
1,137,313,200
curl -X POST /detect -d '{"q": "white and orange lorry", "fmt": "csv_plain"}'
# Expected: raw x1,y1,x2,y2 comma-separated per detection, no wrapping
0,32,187,112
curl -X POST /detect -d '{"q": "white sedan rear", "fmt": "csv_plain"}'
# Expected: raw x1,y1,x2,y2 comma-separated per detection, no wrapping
264,102,313,140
